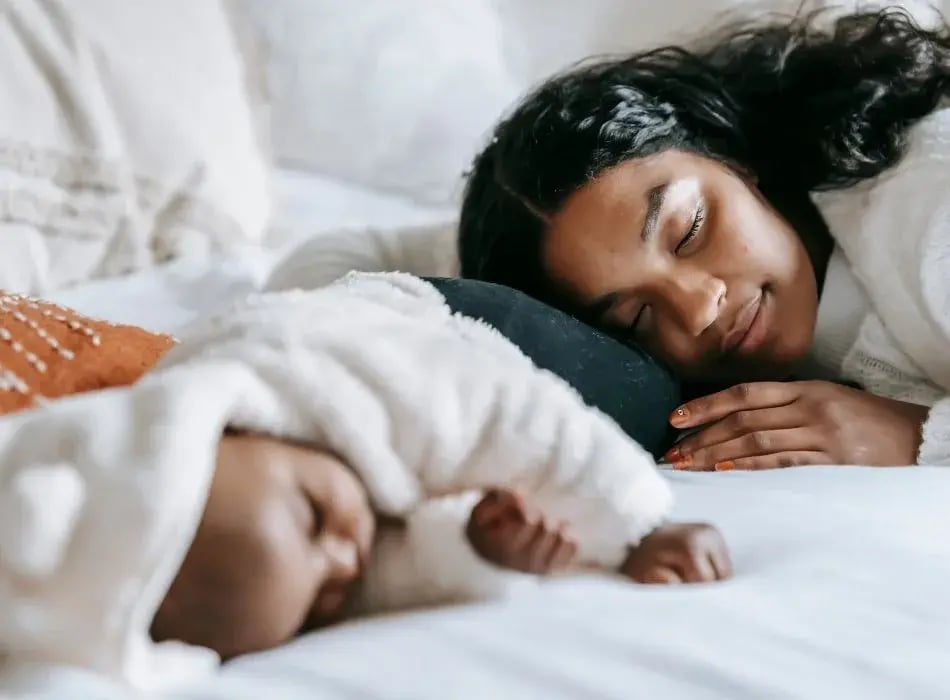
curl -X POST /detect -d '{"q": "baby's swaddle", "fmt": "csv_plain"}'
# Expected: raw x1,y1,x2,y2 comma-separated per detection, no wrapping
0,272,671,690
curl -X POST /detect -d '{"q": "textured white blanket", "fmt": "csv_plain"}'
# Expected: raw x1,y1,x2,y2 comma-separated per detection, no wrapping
0,272,670,690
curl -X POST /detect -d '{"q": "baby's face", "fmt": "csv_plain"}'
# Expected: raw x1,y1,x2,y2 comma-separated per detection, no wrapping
152,434,376,658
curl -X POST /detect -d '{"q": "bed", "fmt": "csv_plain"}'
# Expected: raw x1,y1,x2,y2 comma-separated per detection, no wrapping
1,168,946,700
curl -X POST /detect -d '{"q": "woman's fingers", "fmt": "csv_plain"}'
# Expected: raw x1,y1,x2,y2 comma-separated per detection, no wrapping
680,450,831,471
668,404,806,462
673,427,822,469
670,382,801,429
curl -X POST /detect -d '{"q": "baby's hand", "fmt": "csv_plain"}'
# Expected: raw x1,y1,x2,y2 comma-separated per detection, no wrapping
621,523,732,584
466,489,577,574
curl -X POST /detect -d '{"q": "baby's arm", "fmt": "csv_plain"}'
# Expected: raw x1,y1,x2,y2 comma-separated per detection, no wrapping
462,491,731,584
357,490,732,616
355,492,544,615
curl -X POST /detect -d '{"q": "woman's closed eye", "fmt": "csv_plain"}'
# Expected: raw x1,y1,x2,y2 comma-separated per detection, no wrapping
628,304,653,337
675,203,706,254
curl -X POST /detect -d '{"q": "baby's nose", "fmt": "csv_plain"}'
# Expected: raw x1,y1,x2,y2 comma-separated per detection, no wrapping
323,534,360,582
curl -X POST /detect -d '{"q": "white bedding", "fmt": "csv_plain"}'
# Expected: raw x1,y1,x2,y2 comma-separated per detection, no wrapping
4,171,949,700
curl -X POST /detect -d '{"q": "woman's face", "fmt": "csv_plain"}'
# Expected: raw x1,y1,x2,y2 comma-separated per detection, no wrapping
543,150,818,383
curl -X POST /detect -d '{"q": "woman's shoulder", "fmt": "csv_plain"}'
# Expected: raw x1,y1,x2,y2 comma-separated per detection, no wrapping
812,107,950,293
812,107,950,387
814,106,950,218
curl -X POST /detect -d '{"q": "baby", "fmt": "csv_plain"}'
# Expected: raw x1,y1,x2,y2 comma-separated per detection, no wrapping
0,273,730,687
151,433,730,659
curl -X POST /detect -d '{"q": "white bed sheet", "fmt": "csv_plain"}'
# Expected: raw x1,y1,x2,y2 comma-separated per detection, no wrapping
4,171,949,700
47,246,278,333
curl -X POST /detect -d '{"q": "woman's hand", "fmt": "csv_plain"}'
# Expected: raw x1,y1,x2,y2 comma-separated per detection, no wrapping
665,381,929,470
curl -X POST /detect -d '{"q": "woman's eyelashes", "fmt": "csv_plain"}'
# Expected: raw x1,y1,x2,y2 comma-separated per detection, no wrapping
308,498,326,539
603,300,647,337
675,203,706,254
628,304,652,336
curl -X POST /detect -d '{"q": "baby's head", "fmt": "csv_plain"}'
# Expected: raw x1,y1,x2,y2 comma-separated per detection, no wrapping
152,434,376,658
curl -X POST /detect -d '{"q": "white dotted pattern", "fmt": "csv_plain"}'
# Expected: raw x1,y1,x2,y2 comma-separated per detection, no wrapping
0,293,106,399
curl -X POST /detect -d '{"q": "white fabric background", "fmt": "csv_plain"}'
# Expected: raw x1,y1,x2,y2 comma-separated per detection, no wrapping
237,0,944,205
0,0,270,293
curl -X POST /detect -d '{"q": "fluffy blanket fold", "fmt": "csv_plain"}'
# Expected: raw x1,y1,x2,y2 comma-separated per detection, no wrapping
0,272,670,690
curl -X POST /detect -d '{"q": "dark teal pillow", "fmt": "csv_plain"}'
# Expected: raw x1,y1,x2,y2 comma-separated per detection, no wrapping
425,278,680,459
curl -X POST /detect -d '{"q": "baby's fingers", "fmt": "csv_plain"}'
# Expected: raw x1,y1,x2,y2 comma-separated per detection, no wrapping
670,548,718,583
472,489,516,527
525,521,562,573
710,546,733,581
635,566,683,585
543,530,578,572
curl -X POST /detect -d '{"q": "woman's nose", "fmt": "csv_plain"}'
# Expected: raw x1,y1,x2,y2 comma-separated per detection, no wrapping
322,534,360,582
662,271,726,337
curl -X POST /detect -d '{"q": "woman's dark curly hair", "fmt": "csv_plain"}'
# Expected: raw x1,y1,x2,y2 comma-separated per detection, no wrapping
458,8,950,302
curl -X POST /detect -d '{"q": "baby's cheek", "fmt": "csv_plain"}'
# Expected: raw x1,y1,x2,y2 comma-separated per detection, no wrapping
172,492,323,658
241,501,326,648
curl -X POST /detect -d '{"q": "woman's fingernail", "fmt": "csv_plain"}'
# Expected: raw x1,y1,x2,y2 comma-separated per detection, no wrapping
714,461,736,472
673,456,693,470
664,446,682,463
670,406,690,425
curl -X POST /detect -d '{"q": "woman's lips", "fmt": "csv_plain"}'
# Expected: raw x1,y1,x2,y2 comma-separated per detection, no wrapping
721,289,770,356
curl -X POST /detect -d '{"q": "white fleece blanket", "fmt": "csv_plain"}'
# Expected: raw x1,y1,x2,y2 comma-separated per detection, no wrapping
0,272,670,691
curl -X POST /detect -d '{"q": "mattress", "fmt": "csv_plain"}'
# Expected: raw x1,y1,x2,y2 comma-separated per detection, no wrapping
4,171,949,700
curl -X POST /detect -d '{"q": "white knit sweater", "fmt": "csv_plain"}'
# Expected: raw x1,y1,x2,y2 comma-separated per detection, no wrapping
812,107,950,465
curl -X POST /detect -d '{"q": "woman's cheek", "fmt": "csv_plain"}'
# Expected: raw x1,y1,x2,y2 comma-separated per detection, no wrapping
650,332,708,378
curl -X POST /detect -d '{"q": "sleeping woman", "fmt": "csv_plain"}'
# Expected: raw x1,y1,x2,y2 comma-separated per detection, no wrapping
458,8,950,470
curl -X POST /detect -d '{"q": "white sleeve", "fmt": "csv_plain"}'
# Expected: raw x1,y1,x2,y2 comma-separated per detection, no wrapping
266,223,459,292
813,111,950,467
355,493,536,615
815,110,950,397
918,397,950,466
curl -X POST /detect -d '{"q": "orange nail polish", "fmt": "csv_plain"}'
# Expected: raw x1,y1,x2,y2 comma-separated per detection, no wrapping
714,461,736,472
673,456,693,470
670,406,690,426
664,447,682,463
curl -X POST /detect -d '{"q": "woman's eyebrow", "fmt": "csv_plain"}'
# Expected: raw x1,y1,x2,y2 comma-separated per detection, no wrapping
641,184,668,242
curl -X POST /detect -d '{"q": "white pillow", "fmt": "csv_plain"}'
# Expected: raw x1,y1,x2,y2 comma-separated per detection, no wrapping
0,0,270,294
238,0,521,207
493,0,945,86
240,0,942,209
